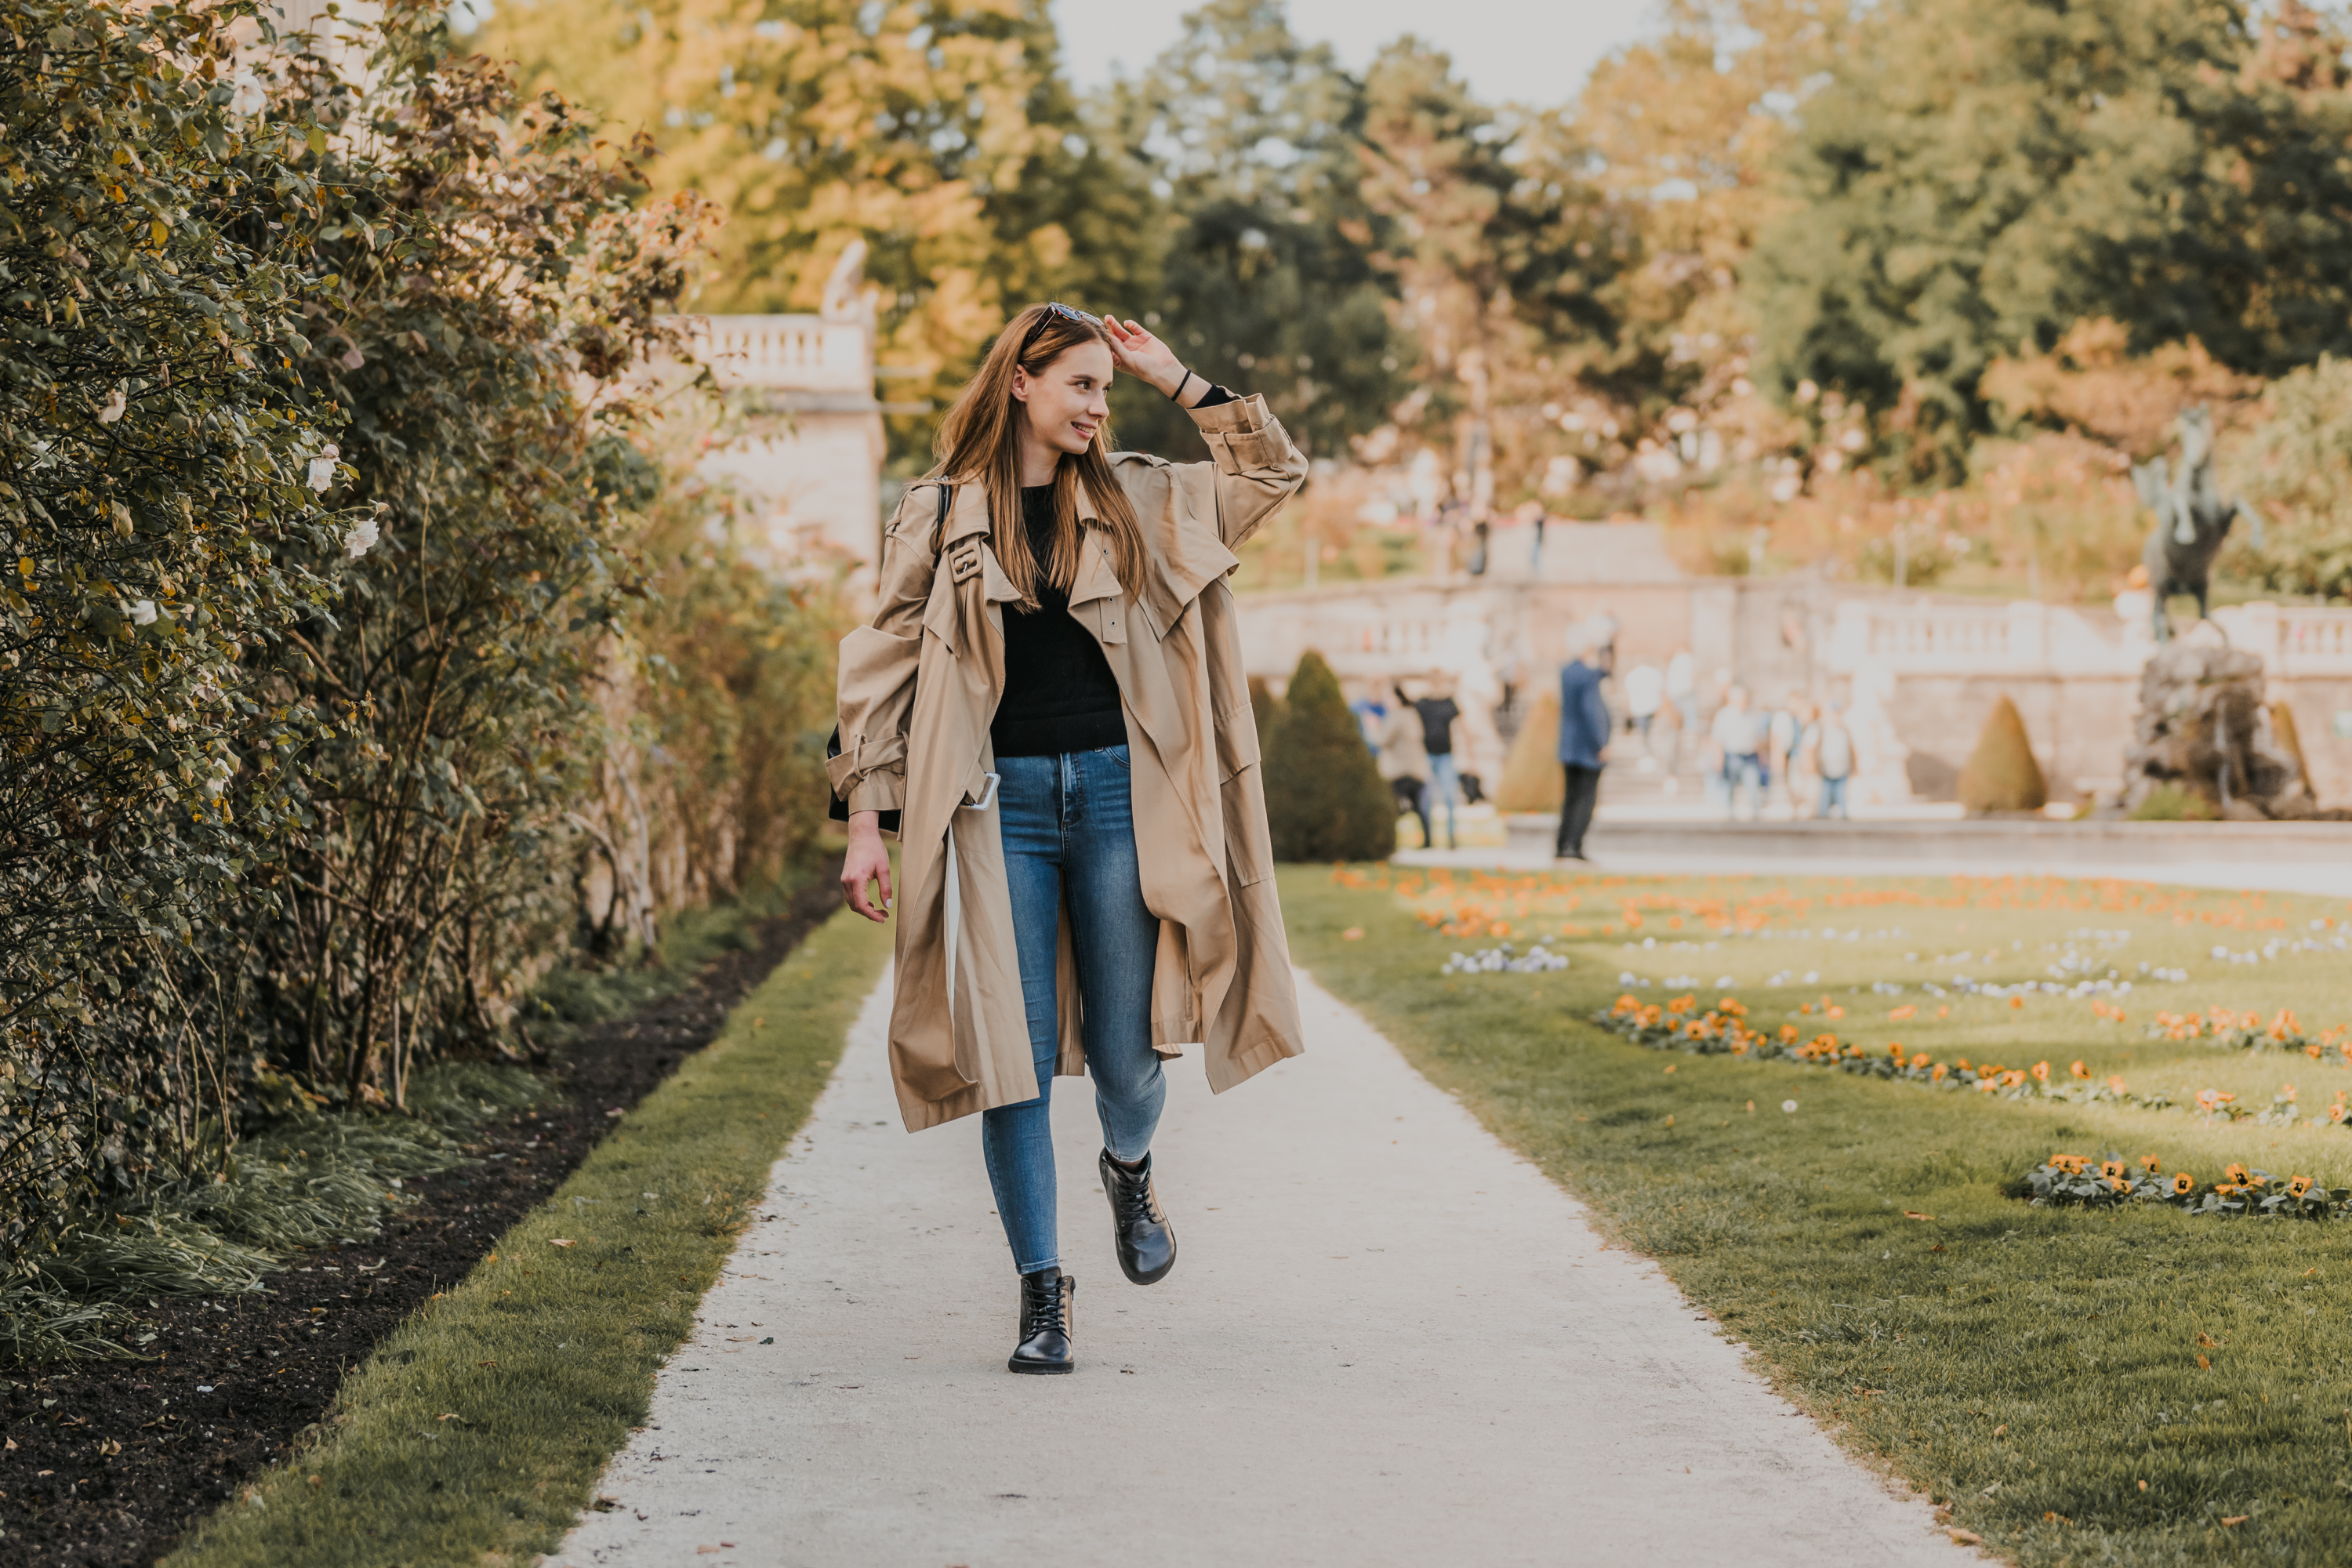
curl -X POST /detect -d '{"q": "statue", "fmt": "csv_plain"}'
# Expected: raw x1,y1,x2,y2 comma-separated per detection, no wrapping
2132,406,2265,642
819,238,870,323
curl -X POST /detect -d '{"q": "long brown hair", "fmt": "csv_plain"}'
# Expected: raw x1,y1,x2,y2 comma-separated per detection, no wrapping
927,303,1147,610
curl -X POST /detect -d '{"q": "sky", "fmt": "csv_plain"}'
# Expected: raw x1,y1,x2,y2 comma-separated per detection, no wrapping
1052,0,1661,111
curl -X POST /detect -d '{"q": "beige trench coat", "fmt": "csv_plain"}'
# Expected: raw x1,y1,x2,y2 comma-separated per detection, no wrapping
828,395,1310,1132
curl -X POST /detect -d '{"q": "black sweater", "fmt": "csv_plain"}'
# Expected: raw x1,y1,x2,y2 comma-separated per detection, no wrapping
990,386,1236,759
991,485,1128,758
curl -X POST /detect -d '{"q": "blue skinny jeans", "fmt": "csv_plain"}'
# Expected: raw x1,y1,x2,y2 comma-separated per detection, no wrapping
980,746,1166,1276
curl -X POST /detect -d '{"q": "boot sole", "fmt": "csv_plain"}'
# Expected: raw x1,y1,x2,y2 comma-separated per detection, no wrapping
1007,1357,1075,1375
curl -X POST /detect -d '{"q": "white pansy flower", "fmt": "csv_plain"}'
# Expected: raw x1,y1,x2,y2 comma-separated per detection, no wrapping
129,599,158,626
343,517,380,559
99,386,127,423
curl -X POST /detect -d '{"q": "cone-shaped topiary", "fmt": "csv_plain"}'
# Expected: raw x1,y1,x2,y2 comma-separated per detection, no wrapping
1957,694,2048,812
1265,652,1396,861
1250,675,1285,761
1494,690,1562,813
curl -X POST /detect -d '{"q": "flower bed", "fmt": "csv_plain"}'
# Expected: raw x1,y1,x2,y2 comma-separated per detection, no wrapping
1441,942,1570,975
1590,993,2352,1131
2024,1154,2342,1218
2147,1005,2352,1059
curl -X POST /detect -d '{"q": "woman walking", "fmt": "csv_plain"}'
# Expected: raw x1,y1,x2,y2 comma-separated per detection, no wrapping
830,303,1308,1376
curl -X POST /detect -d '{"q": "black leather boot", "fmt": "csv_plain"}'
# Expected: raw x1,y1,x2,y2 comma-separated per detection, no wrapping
1008,1267,1075,1375
1099,1148,1178,1286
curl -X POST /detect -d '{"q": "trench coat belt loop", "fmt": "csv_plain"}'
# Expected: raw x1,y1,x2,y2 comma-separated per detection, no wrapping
941,771,1003,1025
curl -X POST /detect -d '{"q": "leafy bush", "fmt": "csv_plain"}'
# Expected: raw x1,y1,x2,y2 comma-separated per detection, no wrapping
3,0,844,1341
624,432,848,910
1265,652,1395,861
1,0,361,1262
2129,782,2216,822
204,13,718,1106
1957,695,2048,813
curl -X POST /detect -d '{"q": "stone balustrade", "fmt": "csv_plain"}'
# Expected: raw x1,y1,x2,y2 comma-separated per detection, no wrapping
1822,597,2352,681
685,314,876,397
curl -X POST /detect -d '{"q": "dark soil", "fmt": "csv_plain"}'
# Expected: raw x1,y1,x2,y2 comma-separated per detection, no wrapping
0,870,844,1568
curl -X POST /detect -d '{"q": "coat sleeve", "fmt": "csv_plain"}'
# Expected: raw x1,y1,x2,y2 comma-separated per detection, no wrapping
1183,393,1308,550
827,485,940,818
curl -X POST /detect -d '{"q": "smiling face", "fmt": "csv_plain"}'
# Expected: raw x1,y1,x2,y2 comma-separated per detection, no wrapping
1013,339,1114,457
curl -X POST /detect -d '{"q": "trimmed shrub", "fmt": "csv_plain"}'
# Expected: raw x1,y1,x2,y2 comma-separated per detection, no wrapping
1265,653,1396,861
1250,676,1286,761
1494,691,1563,812
1957,695,2049,813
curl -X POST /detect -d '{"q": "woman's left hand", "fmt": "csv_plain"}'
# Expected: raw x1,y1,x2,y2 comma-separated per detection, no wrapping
1103,317,1192,401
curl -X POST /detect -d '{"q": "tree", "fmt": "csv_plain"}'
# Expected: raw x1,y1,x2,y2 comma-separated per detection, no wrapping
1265,652,1395,861
481,0,1152,466
1541,0,1845,496
1096,0,1410,459
2227,356,2352,602
1,0,355,1254
1751,0,2352,482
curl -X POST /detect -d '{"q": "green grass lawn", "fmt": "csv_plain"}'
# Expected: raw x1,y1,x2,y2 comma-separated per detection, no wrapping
1287,864,2352,1568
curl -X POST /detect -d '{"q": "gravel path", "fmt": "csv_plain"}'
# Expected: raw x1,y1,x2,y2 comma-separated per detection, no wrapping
550,967,1967,1567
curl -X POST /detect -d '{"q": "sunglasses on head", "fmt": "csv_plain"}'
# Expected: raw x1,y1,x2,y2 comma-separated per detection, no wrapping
1020,301,1102,357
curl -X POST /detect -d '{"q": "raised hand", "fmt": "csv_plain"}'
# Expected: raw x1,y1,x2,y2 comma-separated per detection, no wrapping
1102,316,1193,401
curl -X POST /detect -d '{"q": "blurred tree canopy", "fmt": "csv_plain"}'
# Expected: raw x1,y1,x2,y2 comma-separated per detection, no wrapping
476,0,2352,587
1091,0,1409,460
2229,356,2352,601
481,0,1151,458
1751,0,2352,483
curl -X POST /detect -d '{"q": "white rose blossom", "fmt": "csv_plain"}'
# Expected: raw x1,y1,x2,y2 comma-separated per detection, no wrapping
307,442,341,492
343,517,381,559
129,599,158,626
98,386,127,423
228,72,268,118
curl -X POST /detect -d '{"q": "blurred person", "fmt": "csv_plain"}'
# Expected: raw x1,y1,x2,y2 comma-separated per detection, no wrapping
1767,695,1800,811
1664,647,1697,770
1783,694,1822,815
1806,701,1857,819
1413,676,1464,851
1555,634,1613,861
1379,682,1432,848
1348,682,1387,753
1622,659,1664,765
1711,684,1766,820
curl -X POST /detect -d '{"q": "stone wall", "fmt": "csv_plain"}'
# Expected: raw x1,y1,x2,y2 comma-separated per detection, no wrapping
1233,570,2352,808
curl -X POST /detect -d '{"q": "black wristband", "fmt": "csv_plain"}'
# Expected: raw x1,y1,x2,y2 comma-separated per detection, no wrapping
1166,368,1196,404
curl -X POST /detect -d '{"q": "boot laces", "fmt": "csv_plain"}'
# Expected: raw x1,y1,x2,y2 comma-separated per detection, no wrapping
1111,1163,1160,1228
1022,1275,1068,1337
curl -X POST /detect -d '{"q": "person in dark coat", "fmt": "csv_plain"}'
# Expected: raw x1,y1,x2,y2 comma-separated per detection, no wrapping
1555,635,1613,861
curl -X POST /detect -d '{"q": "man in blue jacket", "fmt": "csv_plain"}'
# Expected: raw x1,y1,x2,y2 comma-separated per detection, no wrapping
1555,633,1613,861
